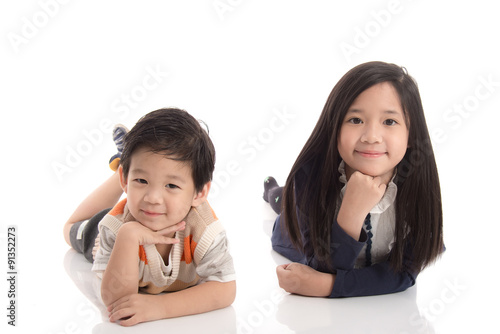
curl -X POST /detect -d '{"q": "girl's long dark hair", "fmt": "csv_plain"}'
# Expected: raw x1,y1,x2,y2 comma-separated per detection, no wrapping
282,61,443,273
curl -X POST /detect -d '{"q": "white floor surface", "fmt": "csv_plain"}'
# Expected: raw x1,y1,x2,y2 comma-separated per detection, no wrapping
1,1,499,333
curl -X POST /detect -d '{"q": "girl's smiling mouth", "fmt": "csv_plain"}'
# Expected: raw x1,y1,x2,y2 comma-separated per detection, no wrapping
355,150,387,158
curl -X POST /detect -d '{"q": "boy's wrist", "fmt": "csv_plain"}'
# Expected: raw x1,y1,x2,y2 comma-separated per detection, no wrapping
116,221,144,245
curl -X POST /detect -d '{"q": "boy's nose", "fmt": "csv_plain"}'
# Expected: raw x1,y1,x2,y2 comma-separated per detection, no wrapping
144,188,162,204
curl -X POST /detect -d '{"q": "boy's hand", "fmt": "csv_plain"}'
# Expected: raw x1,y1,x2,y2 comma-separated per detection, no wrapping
108,281,237,326
118,220,186,246
108,293,163,327
276,263,334,297
337,171,386,239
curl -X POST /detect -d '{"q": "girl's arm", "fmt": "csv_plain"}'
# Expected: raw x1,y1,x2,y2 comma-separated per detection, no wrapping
276,263,334,297
275,215,417,297
277,228,417,298
277,258,416,298
107,280,236,326
325,219,417,297
330,260,416,297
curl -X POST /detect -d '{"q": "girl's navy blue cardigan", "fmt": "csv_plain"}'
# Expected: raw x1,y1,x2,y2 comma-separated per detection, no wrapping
271,213,418,298
270,166,418,298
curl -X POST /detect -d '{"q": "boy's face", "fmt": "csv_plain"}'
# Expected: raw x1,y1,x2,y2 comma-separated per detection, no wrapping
119,147,208,232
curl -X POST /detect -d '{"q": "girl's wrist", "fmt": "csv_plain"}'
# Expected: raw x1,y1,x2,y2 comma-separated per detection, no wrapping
316,271,335,297
337,208,365,240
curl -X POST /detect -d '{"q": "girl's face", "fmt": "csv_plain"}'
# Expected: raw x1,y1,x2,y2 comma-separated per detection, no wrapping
338,82,409,184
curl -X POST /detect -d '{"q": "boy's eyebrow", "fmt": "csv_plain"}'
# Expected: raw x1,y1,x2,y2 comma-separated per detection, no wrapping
164,174,188,183
130,168,147,175
130,168,188,183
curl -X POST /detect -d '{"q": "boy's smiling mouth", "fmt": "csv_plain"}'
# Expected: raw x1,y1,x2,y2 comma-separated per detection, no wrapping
141,210,164,217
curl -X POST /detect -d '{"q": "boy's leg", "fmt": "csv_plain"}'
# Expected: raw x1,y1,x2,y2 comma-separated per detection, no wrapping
108,124,128,172
263,177,283,214
63,124,128,247
69,208,111,263
63,171,123,247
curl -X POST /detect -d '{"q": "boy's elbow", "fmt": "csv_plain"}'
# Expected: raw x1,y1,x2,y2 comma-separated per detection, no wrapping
101,284,116,308
227,280,237,305
100,279,137,307
218,280,236,308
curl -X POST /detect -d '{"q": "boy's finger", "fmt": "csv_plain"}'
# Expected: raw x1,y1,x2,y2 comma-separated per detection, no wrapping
157,237,180,245
158,221,186,235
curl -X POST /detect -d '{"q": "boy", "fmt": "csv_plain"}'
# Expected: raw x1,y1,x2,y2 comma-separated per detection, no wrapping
63,108,236,326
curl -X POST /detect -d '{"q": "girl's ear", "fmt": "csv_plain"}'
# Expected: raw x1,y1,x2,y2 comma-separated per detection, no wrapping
192,182,211,207
118,165,128,194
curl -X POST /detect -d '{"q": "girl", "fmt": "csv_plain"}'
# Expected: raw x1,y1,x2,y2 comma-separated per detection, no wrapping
263,61,444,298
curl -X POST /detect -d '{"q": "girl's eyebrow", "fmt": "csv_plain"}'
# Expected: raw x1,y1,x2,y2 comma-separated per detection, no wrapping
346,108,402,116
383,109,402,115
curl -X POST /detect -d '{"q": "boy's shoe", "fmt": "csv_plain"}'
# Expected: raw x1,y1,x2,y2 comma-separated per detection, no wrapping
109,124,129,171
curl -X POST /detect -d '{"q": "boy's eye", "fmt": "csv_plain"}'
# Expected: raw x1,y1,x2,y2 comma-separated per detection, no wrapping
347,117,363,124
134,179,148,184
384,119,398,126
166,184,179,189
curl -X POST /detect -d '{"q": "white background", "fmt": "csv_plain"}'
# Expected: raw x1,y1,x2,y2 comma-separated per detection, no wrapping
1,1,499,333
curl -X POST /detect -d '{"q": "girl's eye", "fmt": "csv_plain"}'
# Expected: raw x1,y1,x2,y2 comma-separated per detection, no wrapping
135,179,148,184
166,184,179,189
347,117,363,125
384,119,398,126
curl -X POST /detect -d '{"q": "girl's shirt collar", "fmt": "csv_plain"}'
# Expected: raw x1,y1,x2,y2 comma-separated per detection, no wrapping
338,161,397,214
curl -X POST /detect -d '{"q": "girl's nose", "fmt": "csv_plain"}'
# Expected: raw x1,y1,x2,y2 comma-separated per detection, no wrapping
361,124,382,144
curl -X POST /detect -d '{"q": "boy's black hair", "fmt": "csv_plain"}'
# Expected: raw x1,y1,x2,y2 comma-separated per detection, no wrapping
120,108,215,192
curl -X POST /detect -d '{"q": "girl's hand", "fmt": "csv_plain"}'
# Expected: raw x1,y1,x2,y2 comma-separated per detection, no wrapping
117,220,186,246
276,263,334,297
108,293,164,326
337,171,386,239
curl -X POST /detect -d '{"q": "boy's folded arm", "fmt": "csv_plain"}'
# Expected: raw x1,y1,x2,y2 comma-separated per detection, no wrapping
101,224,140,307
155,280,236,319
150,228,236,318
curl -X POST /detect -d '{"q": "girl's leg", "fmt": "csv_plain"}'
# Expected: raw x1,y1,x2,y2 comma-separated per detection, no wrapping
63,171,123,247
263,177,283,214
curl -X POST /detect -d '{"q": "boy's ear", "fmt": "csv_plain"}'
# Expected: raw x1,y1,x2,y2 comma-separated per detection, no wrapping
192,182,211,207
118,165,128,194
